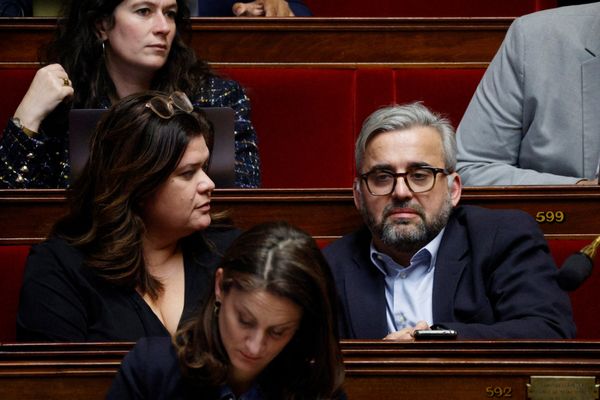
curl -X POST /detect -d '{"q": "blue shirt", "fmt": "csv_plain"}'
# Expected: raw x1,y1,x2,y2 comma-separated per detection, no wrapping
370,228,445,333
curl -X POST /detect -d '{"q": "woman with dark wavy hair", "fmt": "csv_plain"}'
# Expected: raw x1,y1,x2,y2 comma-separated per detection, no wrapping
0,0,260,189
108,221,346,399
17,91,239,341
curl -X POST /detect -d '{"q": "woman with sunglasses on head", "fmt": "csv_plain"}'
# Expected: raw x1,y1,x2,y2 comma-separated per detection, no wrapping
107,221,346,400
17,91,239,341
0,0,260,189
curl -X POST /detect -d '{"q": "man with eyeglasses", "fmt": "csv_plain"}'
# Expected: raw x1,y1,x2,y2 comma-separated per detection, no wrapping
323,103,576,340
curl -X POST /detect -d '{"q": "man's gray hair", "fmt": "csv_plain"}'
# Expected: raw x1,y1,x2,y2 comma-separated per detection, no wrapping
355,102,457,174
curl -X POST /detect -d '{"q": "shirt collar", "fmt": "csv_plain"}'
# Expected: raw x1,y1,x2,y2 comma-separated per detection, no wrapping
370,227,446,276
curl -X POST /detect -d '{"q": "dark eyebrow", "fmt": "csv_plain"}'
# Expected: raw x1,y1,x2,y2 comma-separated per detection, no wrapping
132,0,177,10
366,162,433,173
131,1,155,7
407,162,434,169
366,163,395,173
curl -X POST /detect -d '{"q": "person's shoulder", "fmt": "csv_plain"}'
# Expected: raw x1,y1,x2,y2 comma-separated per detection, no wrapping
129,336,176,361
117,337,182,394
27,236,84,268
33,235,74,250
123,337,180,379
514,3,600,33
206,75,245,93
323,227,369,256
23,236,114,294
524,2,600,20
192,75,248,108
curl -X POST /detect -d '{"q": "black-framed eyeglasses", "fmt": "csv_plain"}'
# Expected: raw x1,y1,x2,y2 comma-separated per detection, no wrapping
145,91,194,119
360,166,450,195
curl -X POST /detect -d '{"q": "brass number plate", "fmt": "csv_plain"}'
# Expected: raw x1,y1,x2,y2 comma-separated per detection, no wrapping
527,376,599,400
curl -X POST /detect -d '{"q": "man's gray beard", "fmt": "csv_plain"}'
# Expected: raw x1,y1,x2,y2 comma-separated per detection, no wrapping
361,195,453,254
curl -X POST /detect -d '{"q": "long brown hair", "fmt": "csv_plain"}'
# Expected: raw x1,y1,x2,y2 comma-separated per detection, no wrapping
43,0,212,109
174,222,345,399
53,91,215,299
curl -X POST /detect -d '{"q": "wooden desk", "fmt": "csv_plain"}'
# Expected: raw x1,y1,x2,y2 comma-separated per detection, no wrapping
1,186,599,245
343,340,600,399
0,17,510,67
0,342,127,400
1,340,600,399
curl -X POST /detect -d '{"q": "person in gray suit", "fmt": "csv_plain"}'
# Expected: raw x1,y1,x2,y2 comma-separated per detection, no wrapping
456,3,600,186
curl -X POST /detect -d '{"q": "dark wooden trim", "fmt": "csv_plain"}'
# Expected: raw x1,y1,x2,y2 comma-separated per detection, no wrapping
1,186,599,245
2,340,600,399
0,17,510,66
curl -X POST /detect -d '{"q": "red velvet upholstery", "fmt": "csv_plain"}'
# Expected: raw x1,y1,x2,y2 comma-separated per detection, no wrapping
393,68,485,128
303,0,557,17
355,69,396,141
219,68,357,188
0,69,36,134
355,68,486,133
0,246,30,342
219,67,487,187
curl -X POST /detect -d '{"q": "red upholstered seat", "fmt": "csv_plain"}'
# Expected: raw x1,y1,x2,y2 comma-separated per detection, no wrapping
355,69,396,135
354,68,486,130
393,68,485,128
0,69,36,134
219,67,487,187
0,246,30,342
219,68,357,188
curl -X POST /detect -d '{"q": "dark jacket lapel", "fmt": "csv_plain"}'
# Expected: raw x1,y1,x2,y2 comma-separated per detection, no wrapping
432,208,469,323
344,229,388,338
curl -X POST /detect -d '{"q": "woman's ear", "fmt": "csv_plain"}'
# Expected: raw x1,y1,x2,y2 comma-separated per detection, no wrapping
95,18,109,41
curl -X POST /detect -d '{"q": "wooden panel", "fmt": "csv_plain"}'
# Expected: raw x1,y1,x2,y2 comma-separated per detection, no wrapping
343,340,600,398
1,341,600,399
0,190,68,244
0,186,599,245
0,17,510,67
0,342,128,400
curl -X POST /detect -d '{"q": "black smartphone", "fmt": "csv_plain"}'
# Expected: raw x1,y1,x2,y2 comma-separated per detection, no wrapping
413,329,458,340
